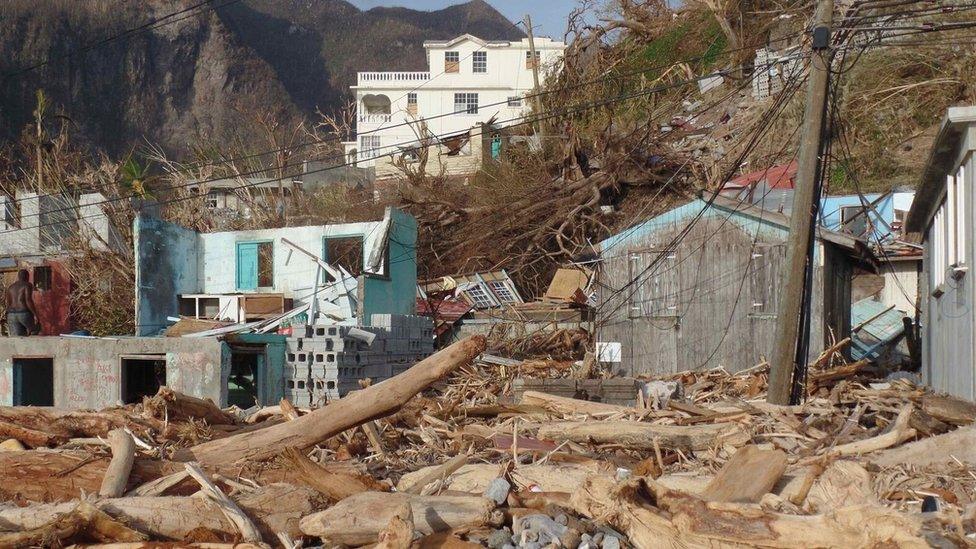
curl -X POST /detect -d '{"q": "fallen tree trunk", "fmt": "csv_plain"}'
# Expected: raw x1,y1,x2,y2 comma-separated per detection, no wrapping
143,387,237,426
536,420,749,451
174,336,485,468
300,491,496,546
571,476,928,548
0,450,179,503
99,429,136,498
0,483,323,541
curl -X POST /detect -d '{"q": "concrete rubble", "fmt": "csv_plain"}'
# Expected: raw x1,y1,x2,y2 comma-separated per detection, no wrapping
0,333,974,548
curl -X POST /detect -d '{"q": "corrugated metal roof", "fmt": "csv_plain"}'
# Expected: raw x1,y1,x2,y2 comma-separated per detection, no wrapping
851,298,906,360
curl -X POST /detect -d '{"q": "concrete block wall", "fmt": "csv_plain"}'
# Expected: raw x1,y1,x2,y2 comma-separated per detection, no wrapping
281,314,434,406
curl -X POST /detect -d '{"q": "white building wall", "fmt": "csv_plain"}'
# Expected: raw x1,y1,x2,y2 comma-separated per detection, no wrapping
880,260,919,315
197,221,386,296
349,35,565,166
922,138,975,400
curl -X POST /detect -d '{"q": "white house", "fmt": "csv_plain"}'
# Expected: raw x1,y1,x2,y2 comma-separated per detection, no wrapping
905,105,976,400
343,34,566,171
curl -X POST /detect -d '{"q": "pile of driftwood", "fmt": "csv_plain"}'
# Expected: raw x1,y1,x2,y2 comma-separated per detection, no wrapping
0,334,974,547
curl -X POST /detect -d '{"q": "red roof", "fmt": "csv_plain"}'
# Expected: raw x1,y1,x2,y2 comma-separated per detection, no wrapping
416,297,474,337
723,161,799,191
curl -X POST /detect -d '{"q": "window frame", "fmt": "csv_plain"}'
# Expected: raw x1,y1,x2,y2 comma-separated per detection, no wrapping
453,92,479,115
236,240,275,291
507,96,523,108
472,51,487,74
359,135,382,159
444,51,460,73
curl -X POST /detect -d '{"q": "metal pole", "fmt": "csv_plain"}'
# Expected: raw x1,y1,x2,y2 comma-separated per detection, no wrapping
767,0,834,405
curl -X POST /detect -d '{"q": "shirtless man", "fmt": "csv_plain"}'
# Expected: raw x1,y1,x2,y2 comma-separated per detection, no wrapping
4,270,39,336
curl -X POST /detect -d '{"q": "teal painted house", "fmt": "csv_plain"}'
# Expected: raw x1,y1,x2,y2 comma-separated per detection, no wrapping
596,195,875,377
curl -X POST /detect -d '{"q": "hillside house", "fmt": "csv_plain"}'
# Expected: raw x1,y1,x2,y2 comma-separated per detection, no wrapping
595,195,875,376
343,33,565,176
905,105,976,400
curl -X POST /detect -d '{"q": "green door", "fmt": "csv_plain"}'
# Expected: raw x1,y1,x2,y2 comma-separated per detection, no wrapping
236,242,259,290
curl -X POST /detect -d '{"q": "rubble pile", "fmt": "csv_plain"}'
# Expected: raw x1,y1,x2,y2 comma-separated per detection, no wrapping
0,335,973,548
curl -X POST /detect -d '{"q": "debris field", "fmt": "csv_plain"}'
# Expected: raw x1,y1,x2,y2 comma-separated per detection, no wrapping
0,334,974,548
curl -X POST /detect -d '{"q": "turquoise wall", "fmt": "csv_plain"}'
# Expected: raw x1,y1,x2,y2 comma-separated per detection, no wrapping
362,208,418,323
134,215,200,336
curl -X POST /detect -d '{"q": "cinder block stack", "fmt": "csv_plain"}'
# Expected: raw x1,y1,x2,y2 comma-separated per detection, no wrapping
282,315,435,406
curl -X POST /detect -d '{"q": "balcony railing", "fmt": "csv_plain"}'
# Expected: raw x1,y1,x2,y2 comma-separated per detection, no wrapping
359,113,393,124
358,71,431,86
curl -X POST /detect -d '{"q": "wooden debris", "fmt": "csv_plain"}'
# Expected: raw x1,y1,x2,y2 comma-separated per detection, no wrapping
401,454,469,495
536,420,749,451
144,386,237,426
0,501,146,548
99,429,136,498
282,447,380,501
300,492,496,546
921,394,976,426
175,335,486,468
519,390,634,416
701,445,787,503
571,475,928,548
375,503,415,549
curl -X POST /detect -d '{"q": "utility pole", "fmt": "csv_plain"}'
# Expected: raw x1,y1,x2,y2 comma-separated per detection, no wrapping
767,0,834,405
523,14,542,133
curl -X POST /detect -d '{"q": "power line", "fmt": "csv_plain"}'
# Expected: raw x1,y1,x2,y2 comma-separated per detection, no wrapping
7,49,817,231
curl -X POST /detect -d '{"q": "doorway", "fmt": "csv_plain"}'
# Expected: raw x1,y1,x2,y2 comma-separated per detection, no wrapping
13,358,54,406
121,356,166,404
228,346,264,408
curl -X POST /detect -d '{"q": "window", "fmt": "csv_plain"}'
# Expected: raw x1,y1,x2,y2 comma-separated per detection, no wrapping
454,93,479,114
205,191,219,209
841,206,869,238
487,280,518,303
359,135,381,159
507,96,523,107
324,236,364,277
12,358,53,406
121,356,166,404
33,266,53,291
473,51,487,73
463,284,495,309
236,241,274,290
526,50,540,69
445,51,460,73
407,92,418,116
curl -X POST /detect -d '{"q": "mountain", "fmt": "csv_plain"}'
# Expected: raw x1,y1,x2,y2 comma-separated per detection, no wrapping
0,0,523,157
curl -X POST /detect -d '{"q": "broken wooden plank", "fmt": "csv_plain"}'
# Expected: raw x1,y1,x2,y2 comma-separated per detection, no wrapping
401,454,469,495
701,445,787,503
921,394,976,426
519,391,634,416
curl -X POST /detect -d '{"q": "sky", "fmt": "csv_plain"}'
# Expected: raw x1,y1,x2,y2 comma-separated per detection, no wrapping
347,0,584,39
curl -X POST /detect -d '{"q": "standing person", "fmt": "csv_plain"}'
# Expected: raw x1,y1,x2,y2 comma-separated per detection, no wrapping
4,269,40,336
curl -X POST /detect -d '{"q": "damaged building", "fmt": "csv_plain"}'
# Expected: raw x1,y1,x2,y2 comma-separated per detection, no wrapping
0,207,435,409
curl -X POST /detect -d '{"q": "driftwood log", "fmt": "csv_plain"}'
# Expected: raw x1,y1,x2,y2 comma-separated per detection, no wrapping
174,336,486,468
0,408,168,448
300,491,497,546
0,483,322,541
282,447,383,501
519,391,634,416
0,450,180,503
0,501,146,548
536,420,749,451
98,429,136,498
143,387,236,426
571,476,928,548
